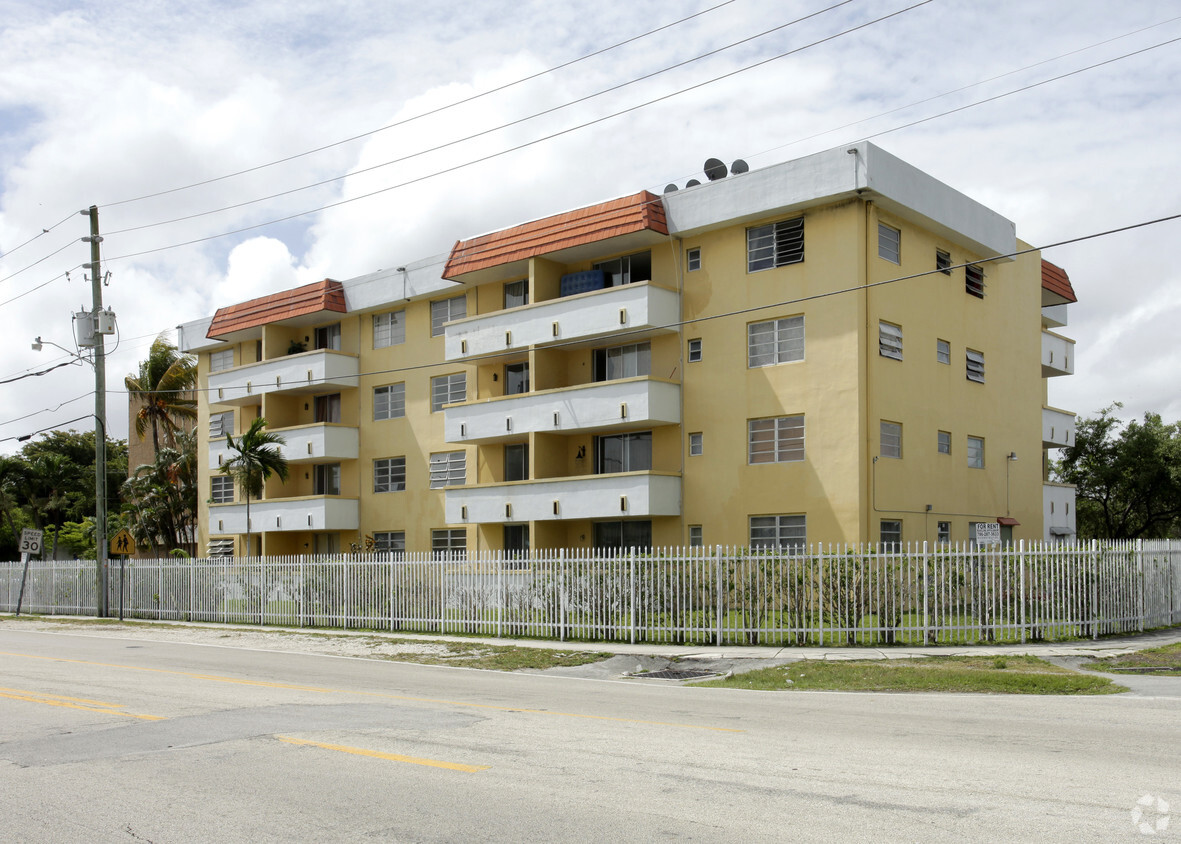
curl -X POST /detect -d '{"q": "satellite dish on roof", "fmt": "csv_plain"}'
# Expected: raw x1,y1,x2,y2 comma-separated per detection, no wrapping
704,158,727,181
731,159,749,174
686,178,701,188
664,183,679,193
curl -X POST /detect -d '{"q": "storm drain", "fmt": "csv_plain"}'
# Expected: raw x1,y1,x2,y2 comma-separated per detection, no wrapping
632,668,718,681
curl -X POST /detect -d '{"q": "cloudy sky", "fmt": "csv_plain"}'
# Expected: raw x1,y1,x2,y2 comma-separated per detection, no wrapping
1,0,1179,453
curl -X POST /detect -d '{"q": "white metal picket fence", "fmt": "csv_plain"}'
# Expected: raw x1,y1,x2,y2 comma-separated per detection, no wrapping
3,540,1179,646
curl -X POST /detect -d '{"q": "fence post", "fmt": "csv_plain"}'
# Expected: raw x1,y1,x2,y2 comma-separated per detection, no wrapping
559,549,566,642
922,541,930,645
497,551,503,640
1136,539,1145,633
628,548,636,645
1019,540,1026,644
715,546,723,647
817,549,825,647
1091,540,1100,640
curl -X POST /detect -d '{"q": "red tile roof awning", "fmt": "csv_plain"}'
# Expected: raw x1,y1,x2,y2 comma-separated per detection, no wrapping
997,517,1020,526
443,190,668,279
1041,260,1077,304
207,279,346,339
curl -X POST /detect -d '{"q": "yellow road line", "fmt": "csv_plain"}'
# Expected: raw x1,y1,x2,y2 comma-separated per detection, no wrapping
277,735,489,772
0,650,742,733
0,687,163,721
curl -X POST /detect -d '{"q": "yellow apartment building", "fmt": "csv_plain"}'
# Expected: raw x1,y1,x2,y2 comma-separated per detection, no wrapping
178,142,1078,556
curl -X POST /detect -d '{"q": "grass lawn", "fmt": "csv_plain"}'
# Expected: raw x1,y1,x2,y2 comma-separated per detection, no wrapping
1083,642,1181,675
697,654,1126,695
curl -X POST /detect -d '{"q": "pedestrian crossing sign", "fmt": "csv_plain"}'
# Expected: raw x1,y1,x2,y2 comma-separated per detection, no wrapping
110,529,136,556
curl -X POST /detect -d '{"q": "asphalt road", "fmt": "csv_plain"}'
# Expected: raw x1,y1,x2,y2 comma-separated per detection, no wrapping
0,629,1175,843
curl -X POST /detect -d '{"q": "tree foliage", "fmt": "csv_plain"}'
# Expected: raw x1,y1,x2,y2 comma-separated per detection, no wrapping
0,430,128,558
1055,404,1181,539
122,429,198,556
124,335,197,451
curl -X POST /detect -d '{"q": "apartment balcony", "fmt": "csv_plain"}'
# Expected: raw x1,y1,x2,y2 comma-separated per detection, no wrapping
208,423,359,469
444,282,680,361
1042,406,1076,449
1041,304,1069,329
444,378,680,444
207,350,360,406
1043,482,1076,541
445,472,681,525
1041,330,1075,378
209,496,359,535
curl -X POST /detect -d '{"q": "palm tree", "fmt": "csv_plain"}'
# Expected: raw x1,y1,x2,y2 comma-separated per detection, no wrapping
220,417,288,557
125,335,197,452
122,429,198,556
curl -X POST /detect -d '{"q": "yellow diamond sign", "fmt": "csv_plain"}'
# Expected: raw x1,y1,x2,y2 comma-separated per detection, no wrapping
110,529,136,556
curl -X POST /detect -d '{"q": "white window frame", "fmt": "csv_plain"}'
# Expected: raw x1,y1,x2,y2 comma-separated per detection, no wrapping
314,463,341,496
688,432,703,456
211,475,234,504
429,451,466,488
878,321,903,360
879,519,902,548
374,457,406,493
937,521,951,544
878,223,901,264
749,515,806,550
210,348,234,372
687,338,702,363
432,528,466,555
431,295,466,337
373,310,405,349
593,342,650,381
967,436,985,469
503,279,528,309
748,416,805,464
747,218,804,272
686,247,701,271
374,383,406,421
748,316,804,368
688,525,703,547
937,430,951,455
966,349,985,383
595,431,653,474
936,338,950,365
373,531,405,555
431,372,466,412
880,421,902,459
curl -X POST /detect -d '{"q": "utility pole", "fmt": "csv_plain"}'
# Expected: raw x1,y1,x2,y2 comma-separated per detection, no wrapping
82,205,108,618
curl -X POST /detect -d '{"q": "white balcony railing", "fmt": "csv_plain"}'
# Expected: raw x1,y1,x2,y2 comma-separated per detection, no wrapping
1041,330,1075,378
1042,406,1075,449
209,496,359,535
444,282,680,361
445,472,681,525
208,423,359,469
208,350,359,406
444,379,680,444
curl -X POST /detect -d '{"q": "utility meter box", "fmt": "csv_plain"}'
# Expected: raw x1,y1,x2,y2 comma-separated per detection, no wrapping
95,308,116,335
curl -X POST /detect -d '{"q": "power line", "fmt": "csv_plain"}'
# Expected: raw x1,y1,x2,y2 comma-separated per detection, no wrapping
101,0,935,264
104,0,858,237
0,211,77,261
99,0,742,209
98,208,1181,399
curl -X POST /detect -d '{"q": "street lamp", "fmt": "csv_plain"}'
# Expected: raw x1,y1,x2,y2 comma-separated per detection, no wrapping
31,334,108,617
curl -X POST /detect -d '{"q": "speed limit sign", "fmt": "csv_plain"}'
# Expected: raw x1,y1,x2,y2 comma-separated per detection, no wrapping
19,528,43,556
